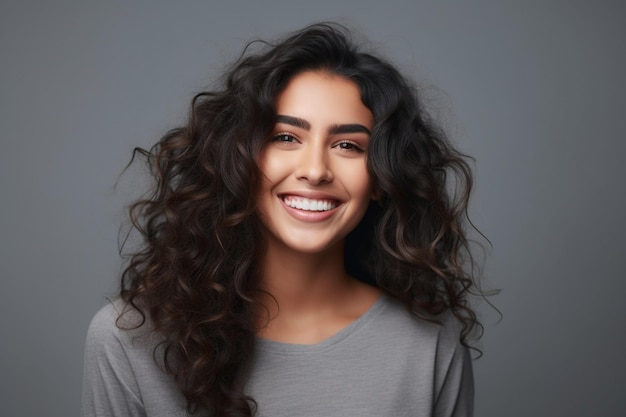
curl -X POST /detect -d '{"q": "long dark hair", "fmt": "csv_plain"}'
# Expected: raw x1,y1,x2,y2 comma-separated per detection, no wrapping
120,22,483,416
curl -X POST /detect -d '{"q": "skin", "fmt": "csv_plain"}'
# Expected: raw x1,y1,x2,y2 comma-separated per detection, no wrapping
256,70,382,344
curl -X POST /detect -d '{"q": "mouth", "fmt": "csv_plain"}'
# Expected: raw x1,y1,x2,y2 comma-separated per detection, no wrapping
281,195,340,212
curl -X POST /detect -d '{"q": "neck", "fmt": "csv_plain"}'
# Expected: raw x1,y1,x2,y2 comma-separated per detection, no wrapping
259,239,351,315
255,236,382,344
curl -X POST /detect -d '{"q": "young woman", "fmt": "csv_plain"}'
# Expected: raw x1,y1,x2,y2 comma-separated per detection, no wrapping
82,23,481,417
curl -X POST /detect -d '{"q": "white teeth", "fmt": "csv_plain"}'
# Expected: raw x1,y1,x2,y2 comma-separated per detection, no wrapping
283,196,338,211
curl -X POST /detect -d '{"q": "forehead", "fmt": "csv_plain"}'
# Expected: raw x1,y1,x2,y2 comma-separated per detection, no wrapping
276,71,373,129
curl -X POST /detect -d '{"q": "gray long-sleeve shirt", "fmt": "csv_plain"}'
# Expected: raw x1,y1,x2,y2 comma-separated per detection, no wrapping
82,295,473,416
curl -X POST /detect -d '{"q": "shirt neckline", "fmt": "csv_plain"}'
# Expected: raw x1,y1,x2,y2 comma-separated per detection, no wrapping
255,294,389,355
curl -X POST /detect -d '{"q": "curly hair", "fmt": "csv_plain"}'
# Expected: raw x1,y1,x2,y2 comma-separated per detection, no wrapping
120,22,483,416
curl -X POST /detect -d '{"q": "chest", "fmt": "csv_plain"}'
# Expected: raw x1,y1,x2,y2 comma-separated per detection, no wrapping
244,344,436,417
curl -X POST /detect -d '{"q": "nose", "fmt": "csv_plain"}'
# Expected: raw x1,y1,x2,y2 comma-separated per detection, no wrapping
295,142,333,185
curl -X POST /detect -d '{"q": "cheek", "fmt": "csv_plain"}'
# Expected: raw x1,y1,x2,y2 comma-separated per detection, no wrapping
258,150,288,183
342,162,372,199
257,174,278,212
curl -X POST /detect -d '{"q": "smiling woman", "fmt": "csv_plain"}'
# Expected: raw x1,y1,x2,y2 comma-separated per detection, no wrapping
82,23,482,417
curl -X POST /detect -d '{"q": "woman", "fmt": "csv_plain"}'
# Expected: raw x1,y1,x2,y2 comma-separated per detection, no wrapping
83,23,481,417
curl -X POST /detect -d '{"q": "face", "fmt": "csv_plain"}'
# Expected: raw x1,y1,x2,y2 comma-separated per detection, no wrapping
257,70,374,255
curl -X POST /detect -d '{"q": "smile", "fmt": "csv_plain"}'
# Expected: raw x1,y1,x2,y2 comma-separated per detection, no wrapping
282,195,339,212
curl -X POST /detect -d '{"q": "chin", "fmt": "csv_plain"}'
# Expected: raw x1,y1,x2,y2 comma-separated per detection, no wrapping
273,232,345,255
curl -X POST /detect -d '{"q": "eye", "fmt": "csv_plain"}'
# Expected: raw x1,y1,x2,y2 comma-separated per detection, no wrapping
334,140,366,153
271,133,299,143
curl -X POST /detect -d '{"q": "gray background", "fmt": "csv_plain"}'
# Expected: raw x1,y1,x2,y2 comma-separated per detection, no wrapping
1,1,625,416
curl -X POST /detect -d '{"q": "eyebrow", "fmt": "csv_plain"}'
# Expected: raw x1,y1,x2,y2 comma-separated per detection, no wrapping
276,115,371,135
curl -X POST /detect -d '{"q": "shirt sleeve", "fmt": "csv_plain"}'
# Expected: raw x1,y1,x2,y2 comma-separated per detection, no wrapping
432,317,475,417
81,303,146,417
433,344,474,417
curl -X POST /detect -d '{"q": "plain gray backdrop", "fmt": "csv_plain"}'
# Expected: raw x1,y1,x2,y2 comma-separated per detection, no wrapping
1,1,625,416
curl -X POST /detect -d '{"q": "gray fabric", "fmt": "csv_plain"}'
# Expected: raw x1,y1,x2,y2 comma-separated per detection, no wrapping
82,295,473,416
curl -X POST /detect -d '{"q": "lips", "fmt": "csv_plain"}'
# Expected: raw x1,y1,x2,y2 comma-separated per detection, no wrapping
282,195,339,212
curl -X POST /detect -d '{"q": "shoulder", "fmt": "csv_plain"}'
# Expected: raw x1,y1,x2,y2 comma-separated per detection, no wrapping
83,301,187,416
86,299,144,342
376,296,474,412
86,300,122,338
84,299,157,367
85,300,123,349
369,295,470,371
374,295,465,347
